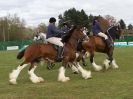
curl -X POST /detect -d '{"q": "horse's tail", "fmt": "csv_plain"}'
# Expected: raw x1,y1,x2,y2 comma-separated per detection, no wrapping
17,47,26,59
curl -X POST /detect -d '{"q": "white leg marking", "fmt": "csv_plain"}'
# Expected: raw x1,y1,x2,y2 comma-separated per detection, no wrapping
58,66,70,82
68,63,79,74
76,62,92,79
9,64,28,84
28,66,44,83
112,59,119,69
92,61,102,71
103,59,110,70
85,52,90,58
76,53,79,58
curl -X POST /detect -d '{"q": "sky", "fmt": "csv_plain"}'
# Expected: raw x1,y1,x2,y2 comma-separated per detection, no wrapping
0,0,132,27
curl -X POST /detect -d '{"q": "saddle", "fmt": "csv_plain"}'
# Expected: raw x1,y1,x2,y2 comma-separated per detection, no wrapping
47,42,64,62
96,35,114,48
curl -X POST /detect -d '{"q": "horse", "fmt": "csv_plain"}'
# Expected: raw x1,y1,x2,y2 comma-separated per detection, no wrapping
9,26,91,84
80,25,122,71
33,32,47,43
33,33,56,69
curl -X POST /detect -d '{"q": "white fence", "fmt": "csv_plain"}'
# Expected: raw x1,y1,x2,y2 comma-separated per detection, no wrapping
114,42,133,46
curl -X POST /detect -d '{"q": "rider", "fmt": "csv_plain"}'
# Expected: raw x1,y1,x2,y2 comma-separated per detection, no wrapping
46,17,65,61
92,18,112,48
33,31,40,42
61,21,71,32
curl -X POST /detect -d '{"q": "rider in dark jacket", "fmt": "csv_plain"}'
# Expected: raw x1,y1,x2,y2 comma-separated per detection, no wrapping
46,17,65,61
46,18,65,39
92,18,112,48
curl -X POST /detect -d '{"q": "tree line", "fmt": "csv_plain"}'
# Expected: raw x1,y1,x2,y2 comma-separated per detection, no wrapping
0,8,132,41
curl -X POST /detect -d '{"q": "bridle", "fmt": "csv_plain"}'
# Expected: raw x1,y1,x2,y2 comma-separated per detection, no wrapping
106,26,115,41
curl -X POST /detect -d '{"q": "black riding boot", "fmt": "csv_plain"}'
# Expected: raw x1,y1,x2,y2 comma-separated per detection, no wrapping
106,39,113,48
57,46,63,61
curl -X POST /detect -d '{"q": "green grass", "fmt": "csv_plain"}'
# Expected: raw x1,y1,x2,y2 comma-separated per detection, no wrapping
0,47,133,99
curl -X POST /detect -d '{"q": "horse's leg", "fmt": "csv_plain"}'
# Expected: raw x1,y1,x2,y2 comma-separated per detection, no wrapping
108,48,119,69
104,48,118,69
112,59,119,69
9,61,28,84
58,60,70,82
82,57,87,66
28,62,44,83
90,52,102,71
72,61,91,79
47,61,55,70
81,51,89,66
103,58,110,70
68,62,79,74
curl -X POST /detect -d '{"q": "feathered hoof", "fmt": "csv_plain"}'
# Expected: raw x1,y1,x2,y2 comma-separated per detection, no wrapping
94,66,103,71
82,70,92,79
30,76,44,83
58,77,70,82
38,77,44,82
9,79,17,85
112,66,119,69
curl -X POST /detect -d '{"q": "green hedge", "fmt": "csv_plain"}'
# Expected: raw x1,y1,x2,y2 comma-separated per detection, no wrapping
115,36,133,42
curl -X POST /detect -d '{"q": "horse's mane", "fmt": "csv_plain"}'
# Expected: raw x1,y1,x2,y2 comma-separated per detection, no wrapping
107,26,118,40
61,26,76,43
97,16,110,33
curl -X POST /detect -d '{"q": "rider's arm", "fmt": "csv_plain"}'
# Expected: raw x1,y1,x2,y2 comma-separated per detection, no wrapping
92,23,103,34
51,25,65,37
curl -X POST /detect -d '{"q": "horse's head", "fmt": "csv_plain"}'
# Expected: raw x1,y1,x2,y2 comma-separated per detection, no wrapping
107,25,122,40
71,26,88,41
62,25,88,43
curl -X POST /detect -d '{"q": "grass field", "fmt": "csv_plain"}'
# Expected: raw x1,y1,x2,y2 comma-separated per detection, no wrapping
0,47,133,99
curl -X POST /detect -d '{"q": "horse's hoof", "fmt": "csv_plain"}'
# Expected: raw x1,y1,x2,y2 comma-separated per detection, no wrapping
9,79,17,85
58,77,70,82
38,77,44,82
112,66,119,69
94,66,103,71
82,70,92,79
104,64,111,70
65,77,70,81
30,77,40,83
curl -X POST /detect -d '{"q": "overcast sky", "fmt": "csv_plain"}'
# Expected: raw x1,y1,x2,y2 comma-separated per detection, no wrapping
0,0,132,26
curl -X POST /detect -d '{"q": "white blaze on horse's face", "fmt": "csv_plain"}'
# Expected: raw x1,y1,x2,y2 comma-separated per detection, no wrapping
33,33,47,43
82,27,88,35
83,30,87,35
81,28,89,40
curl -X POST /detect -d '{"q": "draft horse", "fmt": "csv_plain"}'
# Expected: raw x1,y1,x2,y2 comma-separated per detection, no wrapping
9,26,91,84
81,25,122,71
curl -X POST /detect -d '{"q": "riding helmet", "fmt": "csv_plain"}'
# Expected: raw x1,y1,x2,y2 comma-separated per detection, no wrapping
49,17,56,23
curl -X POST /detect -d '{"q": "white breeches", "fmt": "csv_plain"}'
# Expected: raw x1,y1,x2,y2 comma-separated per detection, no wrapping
98,32,108,40
47,37,63,47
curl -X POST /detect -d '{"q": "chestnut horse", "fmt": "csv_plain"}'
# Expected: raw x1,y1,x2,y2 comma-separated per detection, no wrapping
9,26,91,84
80,25,122,71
